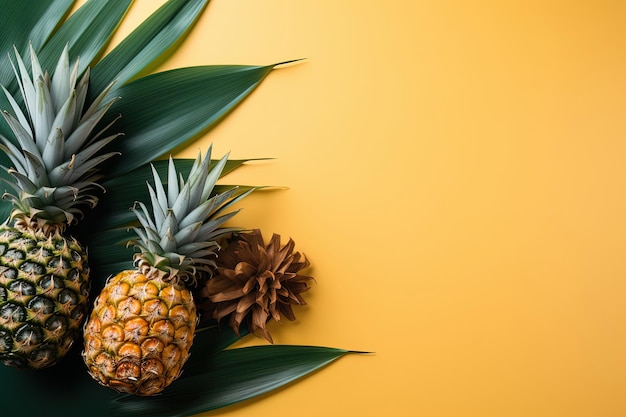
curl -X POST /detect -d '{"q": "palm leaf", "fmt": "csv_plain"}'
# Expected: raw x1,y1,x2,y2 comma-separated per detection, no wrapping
99,64,277,177
112,345,356,417
0,0,75,84
0,329,358,417
90,0,210,97
36,0,133,75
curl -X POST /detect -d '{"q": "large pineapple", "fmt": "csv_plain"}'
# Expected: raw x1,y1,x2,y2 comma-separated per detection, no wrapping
0,45,119,369
83,147,247,396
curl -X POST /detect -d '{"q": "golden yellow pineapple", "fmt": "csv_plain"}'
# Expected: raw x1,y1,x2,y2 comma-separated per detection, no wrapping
82,147,249,395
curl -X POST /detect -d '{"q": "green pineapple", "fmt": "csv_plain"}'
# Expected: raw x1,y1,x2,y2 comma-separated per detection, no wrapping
83,147,248,395
0,44,119,369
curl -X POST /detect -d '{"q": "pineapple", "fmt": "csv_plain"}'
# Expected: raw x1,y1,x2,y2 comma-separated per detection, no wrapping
82,147,247,396
0,45,119,369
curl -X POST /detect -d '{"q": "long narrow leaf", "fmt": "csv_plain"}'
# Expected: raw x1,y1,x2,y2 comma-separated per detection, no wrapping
0,0,75,84
91,0,210,97
37,0,133,74
100,64,276,177
112,346,354,417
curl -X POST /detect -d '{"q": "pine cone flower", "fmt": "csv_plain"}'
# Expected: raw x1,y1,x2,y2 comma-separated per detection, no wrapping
202,229,313,343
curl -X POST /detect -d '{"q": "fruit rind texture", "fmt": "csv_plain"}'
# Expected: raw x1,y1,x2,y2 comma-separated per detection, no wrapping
0,224,89,369
83,269,196,396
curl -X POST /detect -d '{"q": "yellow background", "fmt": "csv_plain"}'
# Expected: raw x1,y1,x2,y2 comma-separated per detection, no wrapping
107,1,626,416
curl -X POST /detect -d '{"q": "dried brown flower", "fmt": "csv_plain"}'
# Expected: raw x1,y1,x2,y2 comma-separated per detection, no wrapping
200,229,313,343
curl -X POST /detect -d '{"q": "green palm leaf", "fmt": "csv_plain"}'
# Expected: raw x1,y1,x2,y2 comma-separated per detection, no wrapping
0,327,358,417
36,0,132,75
0,0,75,83
112,345,356,417
90,0,210,96
99,64,276,177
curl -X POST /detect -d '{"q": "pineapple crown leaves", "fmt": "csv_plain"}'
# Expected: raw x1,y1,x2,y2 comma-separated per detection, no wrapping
0,43,121,228
130,145,254,286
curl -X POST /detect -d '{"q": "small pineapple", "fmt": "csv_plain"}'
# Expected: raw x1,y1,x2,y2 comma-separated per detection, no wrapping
83,147,248,395
0,45,120,369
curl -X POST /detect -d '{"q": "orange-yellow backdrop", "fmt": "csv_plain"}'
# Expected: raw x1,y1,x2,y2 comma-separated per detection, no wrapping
100,1,626,416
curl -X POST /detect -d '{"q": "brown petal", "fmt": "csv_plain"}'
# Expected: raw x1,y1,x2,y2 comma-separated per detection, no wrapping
208,285,246,302
279,303,296,321
251,305,269,330
273,238,296,272
234,261,257,278
269,304,281,322
212,302,237,320
242,274,259,294
235,293,256,313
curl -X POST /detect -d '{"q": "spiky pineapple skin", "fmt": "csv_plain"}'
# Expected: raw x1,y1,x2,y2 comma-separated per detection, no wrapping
0,224,90,369
83,269,196,396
